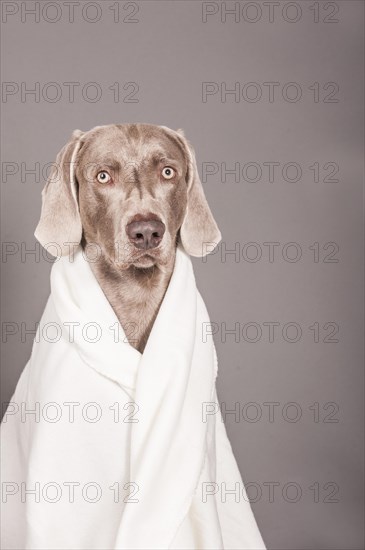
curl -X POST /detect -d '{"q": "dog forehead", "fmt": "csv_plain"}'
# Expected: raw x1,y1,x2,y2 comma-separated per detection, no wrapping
80,124,186,165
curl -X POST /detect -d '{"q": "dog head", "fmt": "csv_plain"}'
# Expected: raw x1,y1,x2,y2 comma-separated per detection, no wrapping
35,123,221,268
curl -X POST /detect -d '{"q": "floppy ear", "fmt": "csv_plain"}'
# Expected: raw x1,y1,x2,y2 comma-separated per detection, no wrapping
34,130,84,257
176,130,221,257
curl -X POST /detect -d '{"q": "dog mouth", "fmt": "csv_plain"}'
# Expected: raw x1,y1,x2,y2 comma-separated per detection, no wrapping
112,246,165,270
131,253,158,267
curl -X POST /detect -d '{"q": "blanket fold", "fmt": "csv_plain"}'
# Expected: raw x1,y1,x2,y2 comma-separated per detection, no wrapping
1,245,266,550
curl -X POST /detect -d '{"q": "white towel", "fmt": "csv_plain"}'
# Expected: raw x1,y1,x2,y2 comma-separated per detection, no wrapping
1,245,266,550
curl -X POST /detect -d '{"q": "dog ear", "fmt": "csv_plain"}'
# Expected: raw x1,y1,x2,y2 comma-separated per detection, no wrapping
176,130,221,257
34,130,84,257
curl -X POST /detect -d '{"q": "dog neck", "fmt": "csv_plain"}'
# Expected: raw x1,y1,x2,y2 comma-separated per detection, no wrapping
88,249,176,353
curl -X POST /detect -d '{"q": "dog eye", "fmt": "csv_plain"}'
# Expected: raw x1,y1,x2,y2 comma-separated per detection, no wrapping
96,171,112,184
161,167,175,180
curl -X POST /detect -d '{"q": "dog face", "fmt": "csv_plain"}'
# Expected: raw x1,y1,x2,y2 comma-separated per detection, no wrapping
76,124,189,269
35,123,221,268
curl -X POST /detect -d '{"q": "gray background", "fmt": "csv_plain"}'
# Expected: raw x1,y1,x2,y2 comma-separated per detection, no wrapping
1,1,364,548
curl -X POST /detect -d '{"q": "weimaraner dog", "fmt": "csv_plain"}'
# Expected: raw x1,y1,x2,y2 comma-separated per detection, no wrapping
35,124,221,352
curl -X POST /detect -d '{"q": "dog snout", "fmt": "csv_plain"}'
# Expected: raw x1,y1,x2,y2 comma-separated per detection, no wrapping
126,219,166,250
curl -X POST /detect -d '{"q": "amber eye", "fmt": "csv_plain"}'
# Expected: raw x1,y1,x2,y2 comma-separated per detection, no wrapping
96,171,111,184
161,166,175,179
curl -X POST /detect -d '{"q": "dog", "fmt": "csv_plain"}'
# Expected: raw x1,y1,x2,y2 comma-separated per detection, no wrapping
3,124,266,549
35,124,221,352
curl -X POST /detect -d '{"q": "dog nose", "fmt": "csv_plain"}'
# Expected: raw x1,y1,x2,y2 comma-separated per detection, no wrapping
126,219,166,250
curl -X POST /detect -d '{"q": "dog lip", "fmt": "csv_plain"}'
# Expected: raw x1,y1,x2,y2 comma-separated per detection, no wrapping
112,248,162,268
133,250,161,261
134,254,156,262
125,253,159,269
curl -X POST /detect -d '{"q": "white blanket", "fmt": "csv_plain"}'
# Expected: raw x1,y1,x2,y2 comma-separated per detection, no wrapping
1,245,266,550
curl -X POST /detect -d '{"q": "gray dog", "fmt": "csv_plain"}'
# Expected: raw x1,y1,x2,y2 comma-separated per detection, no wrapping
35,124,221,352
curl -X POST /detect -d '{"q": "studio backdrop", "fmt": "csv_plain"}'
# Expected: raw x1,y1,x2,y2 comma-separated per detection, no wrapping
1,1,364,549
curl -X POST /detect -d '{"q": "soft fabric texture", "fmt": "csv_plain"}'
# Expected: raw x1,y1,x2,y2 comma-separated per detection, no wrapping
1,245,266,550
